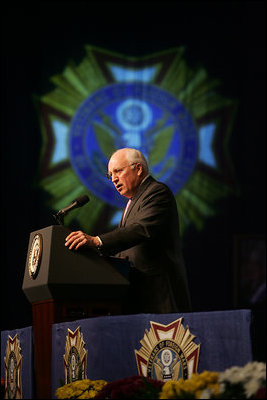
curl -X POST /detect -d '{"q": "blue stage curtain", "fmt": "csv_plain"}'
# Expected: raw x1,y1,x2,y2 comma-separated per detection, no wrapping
51,309,252,397
1,326,34,399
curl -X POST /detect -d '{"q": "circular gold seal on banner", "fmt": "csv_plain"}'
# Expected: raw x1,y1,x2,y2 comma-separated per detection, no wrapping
135,318,200,381
28,233,43,279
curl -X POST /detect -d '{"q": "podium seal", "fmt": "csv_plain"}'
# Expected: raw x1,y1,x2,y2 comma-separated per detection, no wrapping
28,233,43,280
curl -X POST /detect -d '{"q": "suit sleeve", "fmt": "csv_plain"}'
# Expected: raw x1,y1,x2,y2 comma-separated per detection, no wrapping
99,184,175,255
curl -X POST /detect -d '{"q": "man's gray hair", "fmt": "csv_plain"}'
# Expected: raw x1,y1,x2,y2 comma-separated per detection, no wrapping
112,148,149,174
126,148,149,174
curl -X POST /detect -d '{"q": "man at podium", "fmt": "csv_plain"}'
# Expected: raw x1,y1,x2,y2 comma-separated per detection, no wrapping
65,148,191,314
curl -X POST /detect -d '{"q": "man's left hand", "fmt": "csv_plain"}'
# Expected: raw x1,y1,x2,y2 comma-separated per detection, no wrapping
65,230,100,250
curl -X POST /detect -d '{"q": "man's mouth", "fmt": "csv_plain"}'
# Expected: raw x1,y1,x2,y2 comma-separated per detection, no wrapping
116,184,123,192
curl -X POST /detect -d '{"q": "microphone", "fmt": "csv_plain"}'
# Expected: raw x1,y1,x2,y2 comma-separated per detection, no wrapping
56,195,90,217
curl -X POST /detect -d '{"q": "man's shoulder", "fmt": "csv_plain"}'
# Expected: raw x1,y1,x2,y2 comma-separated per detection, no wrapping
143,176,174,197
149,175,172,189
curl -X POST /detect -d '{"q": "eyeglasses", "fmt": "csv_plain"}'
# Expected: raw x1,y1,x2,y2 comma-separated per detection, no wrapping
106,163,138,181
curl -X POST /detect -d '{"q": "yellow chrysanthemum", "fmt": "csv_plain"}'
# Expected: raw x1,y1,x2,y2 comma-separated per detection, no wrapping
159,380,181,399
159,371,219,399
55,379,108,399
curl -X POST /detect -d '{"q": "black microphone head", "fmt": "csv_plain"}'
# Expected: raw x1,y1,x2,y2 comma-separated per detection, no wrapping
74,194,90,206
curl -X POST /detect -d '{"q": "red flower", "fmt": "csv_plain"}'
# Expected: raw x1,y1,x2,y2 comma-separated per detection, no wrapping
94,375,163,399
253,386,266,399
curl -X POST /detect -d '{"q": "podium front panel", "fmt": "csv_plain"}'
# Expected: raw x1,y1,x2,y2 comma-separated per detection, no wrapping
22,225,130,303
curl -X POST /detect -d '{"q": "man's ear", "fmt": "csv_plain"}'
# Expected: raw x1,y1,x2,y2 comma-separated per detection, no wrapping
137,162,143,176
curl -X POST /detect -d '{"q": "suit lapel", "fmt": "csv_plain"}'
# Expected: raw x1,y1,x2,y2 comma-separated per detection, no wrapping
121,176,154,226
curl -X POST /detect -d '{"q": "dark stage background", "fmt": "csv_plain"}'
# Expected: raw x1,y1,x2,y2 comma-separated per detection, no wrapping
1,1,266,360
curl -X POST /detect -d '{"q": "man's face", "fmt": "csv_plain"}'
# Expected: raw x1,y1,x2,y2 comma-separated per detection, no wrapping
108,151,143,198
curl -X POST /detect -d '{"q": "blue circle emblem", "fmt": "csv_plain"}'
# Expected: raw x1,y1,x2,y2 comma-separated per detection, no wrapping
69,83,198,207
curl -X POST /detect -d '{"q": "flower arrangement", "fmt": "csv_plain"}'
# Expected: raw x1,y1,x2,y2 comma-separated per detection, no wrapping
55,379,107,399
215,361,266,399
55,362,266,399
159,362,266,399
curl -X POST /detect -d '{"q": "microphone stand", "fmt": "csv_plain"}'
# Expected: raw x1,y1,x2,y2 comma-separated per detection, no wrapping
52,212,65,226
52,195,89,226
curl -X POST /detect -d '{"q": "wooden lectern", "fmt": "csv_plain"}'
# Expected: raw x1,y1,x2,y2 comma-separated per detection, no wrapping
22,225,130,399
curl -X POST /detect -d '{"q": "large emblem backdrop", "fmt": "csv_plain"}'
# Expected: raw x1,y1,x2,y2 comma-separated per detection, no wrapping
38,45,237,234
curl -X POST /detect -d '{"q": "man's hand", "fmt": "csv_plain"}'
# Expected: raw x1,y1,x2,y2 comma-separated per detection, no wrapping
65,230,101,250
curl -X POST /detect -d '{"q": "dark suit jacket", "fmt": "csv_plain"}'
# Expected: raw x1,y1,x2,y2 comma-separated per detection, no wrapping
99,176,191,314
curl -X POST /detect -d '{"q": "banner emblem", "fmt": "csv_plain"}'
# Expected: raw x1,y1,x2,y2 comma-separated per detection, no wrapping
38,45,238,234
4,335,23,399
63,327,87,384
69,82,198,207
135,318,200,381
